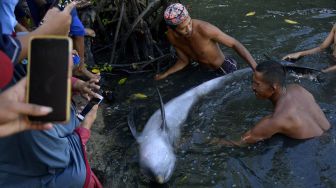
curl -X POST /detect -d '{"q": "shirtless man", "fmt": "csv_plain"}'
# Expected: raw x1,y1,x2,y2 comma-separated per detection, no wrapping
155,3,257,80
216,61,330,146
282,24,336,73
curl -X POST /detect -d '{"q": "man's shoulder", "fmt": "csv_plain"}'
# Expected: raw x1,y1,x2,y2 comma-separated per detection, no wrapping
193,19,213,30
193,19,222,36
287,84,311,95
193,19,211,26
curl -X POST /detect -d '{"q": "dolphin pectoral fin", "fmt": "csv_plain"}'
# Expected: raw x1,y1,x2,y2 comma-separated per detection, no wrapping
128,108,139,140
156,87,168,132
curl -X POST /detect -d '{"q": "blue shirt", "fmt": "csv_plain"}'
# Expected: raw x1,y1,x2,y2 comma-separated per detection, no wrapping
0,0,19,34
0,108,86,187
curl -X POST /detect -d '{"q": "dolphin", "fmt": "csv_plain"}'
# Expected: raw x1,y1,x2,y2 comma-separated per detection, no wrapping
128,68,251,183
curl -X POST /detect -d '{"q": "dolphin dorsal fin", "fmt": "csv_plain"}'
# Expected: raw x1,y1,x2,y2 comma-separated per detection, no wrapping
156,87,168,132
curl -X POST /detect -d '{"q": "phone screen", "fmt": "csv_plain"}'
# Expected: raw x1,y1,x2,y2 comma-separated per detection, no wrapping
27,37,71,122
77,96,103,120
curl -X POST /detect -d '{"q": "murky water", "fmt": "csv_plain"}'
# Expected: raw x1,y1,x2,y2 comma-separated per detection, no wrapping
93,0,336,187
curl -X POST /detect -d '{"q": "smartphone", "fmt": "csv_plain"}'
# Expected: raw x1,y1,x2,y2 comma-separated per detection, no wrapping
27,36,72,122
51,0,72,10
77,94,103,121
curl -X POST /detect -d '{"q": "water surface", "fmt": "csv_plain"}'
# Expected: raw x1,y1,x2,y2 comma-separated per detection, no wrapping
93,1,336,187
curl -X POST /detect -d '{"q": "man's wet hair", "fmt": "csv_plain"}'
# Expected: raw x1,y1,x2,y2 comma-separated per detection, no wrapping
256,60,286,87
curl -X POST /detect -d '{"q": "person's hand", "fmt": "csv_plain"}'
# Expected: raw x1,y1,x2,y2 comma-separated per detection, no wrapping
0,78,53,137
81,105,98,130
282,52,302,61
154,73,168,80
41,2,76,35
72,78,100,100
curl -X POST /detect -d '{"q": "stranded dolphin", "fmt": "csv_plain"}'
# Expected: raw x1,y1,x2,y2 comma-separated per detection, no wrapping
128,68,251,183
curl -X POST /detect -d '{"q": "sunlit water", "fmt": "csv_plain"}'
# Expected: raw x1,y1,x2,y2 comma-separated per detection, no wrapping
93,0,336,187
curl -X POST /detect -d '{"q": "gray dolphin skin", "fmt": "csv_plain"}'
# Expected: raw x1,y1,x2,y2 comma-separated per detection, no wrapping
128,68,251,184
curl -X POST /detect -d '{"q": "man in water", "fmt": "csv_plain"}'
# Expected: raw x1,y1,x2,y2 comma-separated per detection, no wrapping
155,3,257,80
282,24,336,73
215,61,330,146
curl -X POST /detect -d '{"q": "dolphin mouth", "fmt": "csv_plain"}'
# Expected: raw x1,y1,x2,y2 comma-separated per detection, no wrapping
156,175,165,184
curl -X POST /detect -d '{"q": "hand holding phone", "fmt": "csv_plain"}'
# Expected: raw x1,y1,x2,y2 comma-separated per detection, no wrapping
80,104,99,130
0,78,53,137
27,36,72,123
77,94,103,121
39,2,75,35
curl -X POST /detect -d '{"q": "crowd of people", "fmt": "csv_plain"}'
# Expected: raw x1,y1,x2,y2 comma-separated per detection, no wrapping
0,0,102,187
0,1,333,187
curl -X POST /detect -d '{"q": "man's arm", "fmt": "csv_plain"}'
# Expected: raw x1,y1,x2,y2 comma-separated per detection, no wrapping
241,116,282,144
213,116,280,147
204,23,257,70
283,24,336,60
155,47,190,80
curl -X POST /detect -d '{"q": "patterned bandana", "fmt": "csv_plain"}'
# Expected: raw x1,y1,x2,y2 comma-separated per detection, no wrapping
164,3,189,26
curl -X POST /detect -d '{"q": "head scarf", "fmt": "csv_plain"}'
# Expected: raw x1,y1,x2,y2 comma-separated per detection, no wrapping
164,3,189,26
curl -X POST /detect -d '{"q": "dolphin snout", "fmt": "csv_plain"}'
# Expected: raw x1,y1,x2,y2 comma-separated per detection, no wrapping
156,175,164,184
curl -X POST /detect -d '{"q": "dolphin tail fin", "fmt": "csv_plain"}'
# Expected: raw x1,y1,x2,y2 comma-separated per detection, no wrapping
127,108,139,139
156,87,168,132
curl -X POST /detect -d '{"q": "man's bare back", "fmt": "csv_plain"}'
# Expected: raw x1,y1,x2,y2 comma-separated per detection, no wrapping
271,84,330,139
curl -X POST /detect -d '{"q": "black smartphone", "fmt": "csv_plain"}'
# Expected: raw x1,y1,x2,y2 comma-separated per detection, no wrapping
77,94,103,121
27,36,72,122
51,0,72,10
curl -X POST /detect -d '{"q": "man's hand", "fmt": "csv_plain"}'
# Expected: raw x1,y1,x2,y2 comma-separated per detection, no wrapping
72,78,100,100
155,73,168,80
282,52,302,61
81,105,98,130
0,78,53,137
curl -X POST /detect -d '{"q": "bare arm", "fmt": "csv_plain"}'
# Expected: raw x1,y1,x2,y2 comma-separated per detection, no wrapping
205,24,257,70
283,24,336,60
241,116,281,144
214,116,280,147
155,47,190,80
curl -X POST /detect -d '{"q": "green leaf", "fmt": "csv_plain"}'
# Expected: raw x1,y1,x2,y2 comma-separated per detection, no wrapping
284,19,298,24
245,11,256,16
132,93,148,99
118,78,127,85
